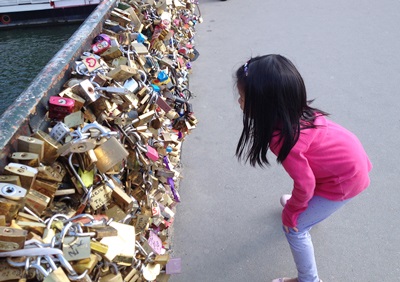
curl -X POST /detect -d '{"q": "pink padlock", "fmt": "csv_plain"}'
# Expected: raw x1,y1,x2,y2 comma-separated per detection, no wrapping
146,145,159,161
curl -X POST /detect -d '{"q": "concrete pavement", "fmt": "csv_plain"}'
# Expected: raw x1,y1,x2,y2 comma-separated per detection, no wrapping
171,1,400,281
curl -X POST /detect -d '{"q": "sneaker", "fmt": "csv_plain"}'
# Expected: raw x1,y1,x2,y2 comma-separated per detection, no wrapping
280,194,292,207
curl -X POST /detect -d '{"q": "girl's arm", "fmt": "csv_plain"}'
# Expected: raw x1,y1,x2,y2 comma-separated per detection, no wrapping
280,140,316,228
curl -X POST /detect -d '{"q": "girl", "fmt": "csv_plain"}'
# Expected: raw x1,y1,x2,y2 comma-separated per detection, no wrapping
235,54,372,282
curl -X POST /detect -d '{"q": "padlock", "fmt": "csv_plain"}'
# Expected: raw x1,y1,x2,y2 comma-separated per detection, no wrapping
133,110,155,127
165,257,182,274
48,96,75,120
0,258,26,281
147,230,163,255
94,137,129,173
50,122,71,143
107,65,138,82
17,136,44,161
62,233,91,261
4,163,37,190
100,221,135,261
92,34,111,55
64,111,84,128
98,263,123,282
59,87,85,111
105,204,127,222
0,198,21,223
142,263,161,281
89,184,112,211
77,79,99,105
110,8,131,25
111,185,134,214
100,46,123,61
10,152,40,167
32,130,62,165
81,54,101,73
36,166,64,183
43,267,70,282
83,225,118,239
0,183,27,201
0,227,27,251
0,175,21,186
25,189,51,216
134,214,151,234
90,240,109,257
31,179,58,201
72,253,101,275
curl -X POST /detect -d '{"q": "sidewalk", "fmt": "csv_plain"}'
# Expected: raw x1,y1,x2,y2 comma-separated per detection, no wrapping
172,0,400,281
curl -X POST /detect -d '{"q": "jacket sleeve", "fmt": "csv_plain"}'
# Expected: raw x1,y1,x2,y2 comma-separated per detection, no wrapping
281,138,316,227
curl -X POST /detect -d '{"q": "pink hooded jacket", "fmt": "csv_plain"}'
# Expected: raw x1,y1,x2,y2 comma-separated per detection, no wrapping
270,115,372,227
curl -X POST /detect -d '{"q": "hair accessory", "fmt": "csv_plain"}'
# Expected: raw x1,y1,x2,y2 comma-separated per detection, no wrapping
243,60,250,76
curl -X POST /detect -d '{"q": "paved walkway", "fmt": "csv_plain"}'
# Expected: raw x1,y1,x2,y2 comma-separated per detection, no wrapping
172,1,400,281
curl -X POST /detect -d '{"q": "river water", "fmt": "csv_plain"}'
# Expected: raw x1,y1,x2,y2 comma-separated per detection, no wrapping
0,24,80,116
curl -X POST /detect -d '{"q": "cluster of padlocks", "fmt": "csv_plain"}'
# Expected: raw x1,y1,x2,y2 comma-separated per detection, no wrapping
0,0,201,281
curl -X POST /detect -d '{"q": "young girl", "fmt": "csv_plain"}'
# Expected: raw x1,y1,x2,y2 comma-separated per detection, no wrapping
235,54,372,282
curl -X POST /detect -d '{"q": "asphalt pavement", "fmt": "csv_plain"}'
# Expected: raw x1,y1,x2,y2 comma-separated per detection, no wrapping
171,1,400,281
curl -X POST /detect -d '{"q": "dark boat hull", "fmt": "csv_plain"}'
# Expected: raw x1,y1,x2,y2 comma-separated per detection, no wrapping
0,4,98,29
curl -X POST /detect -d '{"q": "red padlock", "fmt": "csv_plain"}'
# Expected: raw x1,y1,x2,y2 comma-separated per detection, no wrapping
48,96,75,120
91,34,111,55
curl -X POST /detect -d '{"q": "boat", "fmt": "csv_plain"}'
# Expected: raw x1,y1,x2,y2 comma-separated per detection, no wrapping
0,0,103,29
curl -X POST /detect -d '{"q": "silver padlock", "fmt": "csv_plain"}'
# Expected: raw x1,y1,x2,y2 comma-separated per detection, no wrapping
50,122,71,143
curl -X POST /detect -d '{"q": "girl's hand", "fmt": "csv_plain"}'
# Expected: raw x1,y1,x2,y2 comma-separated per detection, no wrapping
284,225,299,233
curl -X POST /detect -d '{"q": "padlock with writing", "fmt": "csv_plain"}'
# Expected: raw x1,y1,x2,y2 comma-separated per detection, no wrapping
62,222,91,261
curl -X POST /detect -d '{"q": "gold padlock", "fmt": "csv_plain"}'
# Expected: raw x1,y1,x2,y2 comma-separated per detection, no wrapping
76,79,99,105
17,136,44,161
0,227,27,251
0,197,22,223
10,152,40,167
107,65,138,82
0,258,25,280
25,189,51,216
111,186,134,214
31,179,58,200
4,163,37,190
101,46,123,61
32,130,61,166
72,253,101,275
0,175,21,186
36,166,64,183
94,137,129,173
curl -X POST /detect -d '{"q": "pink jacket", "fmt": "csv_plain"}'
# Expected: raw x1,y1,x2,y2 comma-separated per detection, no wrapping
270,115,372,227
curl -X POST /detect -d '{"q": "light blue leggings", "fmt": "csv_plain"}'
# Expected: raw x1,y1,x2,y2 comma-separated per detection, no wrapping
284,196,351,282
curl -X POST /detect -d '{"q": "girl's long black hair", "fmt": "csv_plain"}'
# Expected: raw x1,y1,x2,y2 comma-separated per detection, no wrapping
235,54,328,167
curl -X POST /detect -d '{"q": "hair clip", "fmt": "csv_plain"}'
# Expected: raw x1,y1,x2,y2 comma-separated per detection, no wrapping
243,60,250,76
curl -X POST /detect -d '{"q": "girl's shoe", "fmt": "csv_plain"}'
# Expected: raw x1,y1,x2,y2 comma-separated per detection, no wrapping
280,194,292,207
272,278,297,282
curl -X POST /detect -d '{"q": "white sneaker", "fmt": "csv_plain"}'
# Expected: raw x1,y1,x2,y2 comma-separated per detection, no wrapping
280,194,292,207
